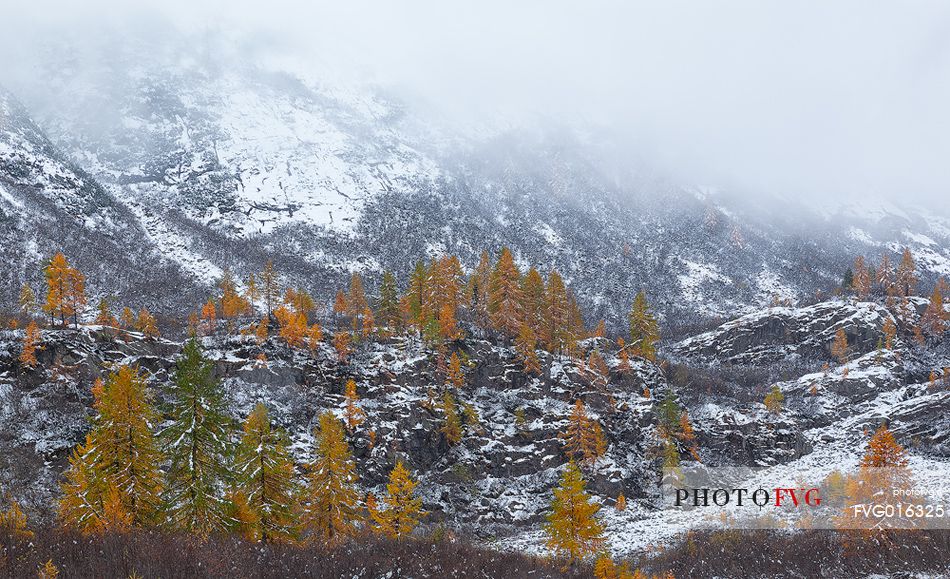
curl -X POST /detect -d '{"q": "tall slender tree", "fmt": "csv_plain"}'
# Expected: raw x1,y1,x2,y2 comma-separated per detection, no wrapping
488,248,523,336
233,404,298,542
301,412,363,545
543,270,571,353
922,285,946,337
895,248,918,297
560,400,607,466
19,320,41,367
377,271,402,331
259,260,280,317
369,461,424,538
852,256,872,298
544,462,605,563
43,253,86,327
521,267,546,337
628,292,659,361
59,366,164,532
162,338,236,535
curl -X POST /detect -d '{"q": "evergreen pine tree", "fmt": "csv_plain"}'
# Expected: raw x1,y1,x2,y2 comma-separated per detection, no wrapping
628,292,659,361
406,261,428,327
162,338,235,535
377,271,402,331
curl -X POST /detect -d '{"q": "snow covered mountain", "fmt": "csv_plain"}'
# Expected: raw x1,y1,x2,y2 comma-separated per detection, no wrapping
2,37,950,330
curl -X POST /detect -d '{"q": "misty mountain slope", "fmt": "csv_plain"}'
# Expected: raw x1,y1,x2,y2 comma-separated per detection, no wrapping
0,89,202,310
2,42,950,326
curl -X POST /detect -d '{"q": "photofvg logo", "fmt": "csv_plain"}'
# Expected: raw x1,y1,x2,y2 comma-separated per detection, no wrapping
673,486,821,508
661,466,950,530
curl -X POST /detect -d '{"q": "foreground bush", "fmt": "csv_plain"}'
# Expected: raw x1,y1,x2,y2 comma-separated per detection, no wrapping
0,527,588,579
642,529,950,578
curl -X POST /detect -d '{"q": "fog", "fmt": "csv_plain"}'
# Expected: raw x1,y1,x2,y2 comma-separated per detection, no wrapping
4,0,950,206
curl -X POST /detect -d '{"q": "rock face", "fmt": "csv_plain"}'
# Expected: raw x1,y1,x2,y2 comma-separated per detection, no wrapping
669,299,894,366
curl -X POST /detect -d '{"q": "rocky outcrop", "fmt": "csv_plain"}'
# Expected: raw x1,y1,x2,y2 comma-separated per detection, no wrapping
669,299,894,366
0,326,665,537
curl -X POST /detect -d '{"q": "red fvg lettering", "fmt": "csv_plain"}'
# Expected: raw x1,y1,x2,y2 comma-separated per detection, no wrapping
774,488,821,507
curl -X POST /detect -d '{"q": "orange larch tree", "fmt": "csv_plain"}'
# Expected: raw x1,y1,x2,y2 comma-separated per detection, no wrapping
19,320,41,367
43,253,86,327
560,400,607,467
488,248,523,336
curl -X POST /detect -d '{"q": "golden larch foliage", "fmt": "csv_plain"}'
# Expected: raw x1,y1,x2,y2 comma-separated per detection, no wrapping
343,379,365,432
43,253,86,327
201,298,216,334
37,559,59,579
233,403,298,543
0,499,34,539
307,323,323,352
543,462,605,563
59,366,164,532
274,305,307,347
488,248,523,336
371,461,424,538
515,323,541,375
764,385,784,415
447,352,465,388
135,309,159,337
333,331,352,363
302,412,363,545
560,400,607,466
19,320,41,367
441,392,463,445
830,328,849,364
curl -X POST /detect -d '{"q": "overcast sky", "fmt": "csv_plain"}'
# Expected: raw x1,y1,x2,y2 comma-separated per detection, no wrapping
5,0,950,205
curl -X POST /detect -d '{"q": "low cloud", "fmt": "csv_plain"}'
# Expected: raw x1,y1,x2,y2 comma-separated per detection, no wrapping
4,0,950,205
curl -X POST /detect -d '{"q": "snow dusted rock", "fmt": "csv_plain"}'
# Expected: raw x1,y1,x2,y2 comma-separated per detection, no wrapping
2,296,949,559
691,402,810,467
669,299,894,366
0,326,665,538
